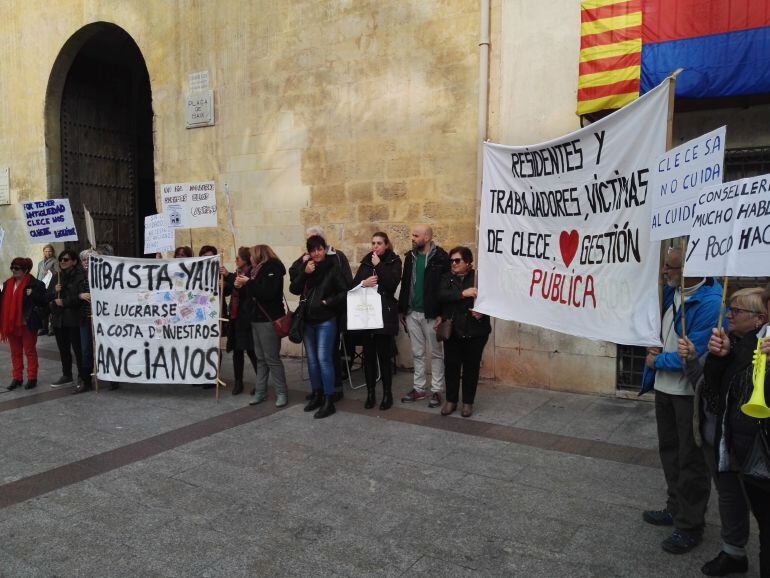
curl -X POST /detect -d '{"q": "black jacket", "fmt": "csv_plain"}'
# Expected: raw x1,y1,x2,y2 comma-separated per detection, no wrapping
0,275,47,332
398,244,450,319
289,257,348,324
704,332,770,482
223,266,257,351
240,259,287,323
289,248,353,289
47,267,85,329
438,270,491,339
351,249,402,336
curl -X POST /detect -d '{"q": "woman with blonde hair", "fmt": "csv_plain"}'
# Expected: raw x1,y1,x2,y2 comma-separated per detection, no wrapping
235,244,289,407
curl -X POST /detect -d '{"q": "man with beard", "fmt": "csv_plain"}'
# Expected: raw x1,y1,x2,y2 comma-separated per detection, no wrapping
398,224,449,408
642,247,723,555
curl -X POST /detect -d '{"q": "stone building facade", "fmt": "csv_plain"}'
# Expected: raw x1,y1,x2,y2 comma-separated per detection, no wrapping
1,0,767,395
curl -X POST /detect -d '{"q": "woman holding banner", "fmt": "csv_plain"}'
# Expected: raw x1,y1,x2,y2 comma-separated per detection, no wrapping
47,250,85,388
237,244,289,408
222,247,259,396
682,287,769,576
290,235,349,419
73,249,99,394
1,258,47,390
350,231,402,411
436,247,491,418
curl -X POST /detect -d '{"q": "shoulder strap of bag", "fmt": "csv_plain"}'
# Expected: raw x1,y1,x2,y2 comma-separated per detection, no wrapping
255,293,291,322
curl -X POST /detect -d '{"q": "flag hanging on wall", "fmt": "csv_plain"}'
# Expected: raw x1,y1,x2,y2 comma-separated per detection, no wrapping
577,0,770,116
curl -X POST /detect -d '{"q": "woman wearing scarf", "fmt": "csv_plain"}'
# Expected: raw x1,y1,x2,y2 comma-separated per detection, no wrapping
289,235,349,419
437,246,491,418
222,246,259,396
350,231,402,410
47,249,86,388
36,244,57,335
237,244,289,407
1,258,47,390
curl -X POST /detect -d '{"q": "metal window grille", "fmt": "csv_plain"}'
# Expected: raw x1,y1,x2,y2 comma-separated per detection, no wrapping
616,146,770,391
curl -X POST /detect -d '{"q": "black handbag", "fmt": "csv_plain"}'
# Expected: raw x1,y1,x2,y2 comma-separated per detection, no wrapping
435,318,453,342
743,425,770,482
289,288,313,344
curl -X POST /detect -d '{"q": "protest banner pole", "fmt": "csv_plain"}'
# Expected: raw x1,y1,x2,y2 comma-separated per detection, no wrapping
680,236,687,337
215,268,225,401
189,228,194,254
717,276,729,329
90,312,99,393
224,183,237,258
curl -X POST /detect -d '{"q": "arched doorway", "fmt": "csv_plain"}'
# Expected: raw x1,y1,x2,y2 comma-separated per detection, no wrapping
45,23,155,257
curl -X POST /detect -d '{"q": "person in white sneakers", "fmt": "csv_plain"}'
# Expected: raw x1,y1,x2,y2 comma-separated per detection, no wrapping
398,225,449,408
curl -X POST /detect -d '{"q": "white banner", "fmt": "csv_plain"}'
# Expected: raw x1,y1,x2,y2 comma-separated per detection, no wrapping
143,214,176,254
683,174,770,277
346,284,384,330
474,80,670,346
649,126,725,241
161,181,217,229
23,199,78,243
90,255,221,384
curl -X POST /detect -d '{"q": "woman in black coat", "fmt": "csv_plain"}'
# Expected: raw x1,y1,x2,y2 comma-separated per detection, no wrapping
47,250,86,388
704,287,770,577
1,257,47,390
237,244,289,408
289,235,349,419
437,246,491,418
222,246,259,396
350,231,402,410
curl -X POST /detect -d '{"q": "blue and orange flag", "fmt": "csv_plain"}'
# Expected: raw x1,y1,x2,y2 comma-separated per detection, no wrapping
578,0,770,116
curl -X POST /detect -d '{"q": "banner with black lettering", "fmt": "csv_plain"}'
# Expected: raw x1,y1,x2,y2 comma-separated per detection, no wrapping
474,79,670,346
683,174,770,277
90,255,221,384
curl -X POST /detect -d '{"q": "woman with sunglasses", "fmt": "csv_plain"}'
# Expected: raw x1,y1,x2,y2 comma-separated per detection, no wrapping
289,235,349,419
681,287,769,575
46,250,86,388
350,231,402,410
436,247,491,418
1,258,47,390
35,244,57,335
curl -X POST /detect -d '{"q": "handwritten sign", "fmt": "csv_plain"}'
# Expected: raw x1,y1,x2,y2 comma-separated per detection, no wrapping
23,199,78,243
474,80,671,346
90,255,221,384
683,174,770,276
144,214,176,254
161,181,217,229
649,126,725,241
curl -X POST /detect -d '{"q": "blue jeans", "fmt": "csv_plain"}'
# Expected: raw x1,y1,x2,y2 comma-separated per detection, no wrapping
80,324,93,374
303,318,337,396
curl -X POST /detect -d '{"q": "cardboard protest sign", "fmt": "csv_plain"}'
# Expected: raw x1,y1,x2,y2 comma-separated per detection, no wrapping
474,80,670,346
90,255,221,384
649,126,725,241
683,174,770,277
23,199,78,243
144,214,176,254
84,205,96,248
160,181,217,229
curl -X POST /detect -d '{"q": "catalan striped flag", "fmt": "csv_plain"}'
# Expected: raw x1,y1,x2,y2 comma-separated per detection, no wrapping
577,0,642,116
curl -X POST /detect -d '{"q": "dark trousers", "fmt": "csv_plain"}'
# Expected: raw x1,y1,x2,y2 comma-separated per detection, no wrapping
744,479,770,577
232,349,258,383
702,443,750,556
655,390,710,534
54,326,84,379
361,332,393,392
443,334,488,405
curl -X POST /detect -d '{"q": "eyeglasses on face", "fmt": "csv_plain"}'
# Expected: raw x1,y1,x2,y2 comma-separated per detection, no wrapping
450,258,465,264
10,266,23,271
59,257,72,262
725,306,759,317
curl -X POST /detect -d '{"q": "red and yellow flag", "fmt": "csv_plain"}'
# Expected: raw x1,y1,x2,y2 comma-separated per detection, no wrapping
577,0,643,115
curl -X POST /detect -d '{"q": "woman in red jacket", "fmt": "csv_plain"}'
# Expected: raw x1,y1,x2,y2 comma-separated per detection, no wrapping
1,257,47,390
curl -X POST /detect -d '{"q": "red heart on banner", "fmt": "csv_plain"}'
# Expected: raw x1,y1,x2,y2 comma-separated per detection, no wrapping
559,230,579,268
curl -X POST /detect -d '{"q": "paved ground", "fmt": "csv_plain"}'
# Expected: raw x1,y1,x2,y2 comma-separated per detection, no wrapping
0,336,761,577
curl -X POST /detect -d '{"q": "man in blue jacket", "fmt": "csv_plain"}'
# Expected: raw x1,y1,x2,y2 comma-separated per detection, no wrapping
642,247,723,555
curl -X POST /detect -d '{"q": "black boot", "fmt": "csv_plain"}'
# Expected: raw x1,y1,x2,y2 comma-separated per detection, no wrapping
7,379,21,391
379,385,393,410
23,379,37,390
232,380,244,395
314,396,336,419
304,391,323,412
364,386,376,409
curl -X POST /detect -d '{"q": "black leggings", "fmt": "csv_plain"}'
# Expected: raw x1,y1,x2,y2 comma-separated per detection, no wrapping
54,326,83,379
361,332,393,391
744,479,770,577
232,349,258,382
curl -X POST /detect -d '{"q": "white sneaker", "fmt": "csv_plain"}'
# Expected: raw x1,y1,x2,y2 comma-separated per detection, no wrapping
50,376,74,388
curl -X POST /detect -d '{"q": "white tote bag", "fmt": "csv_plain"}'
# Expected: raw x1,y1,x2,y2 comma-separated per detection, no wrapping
346,284,384,330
